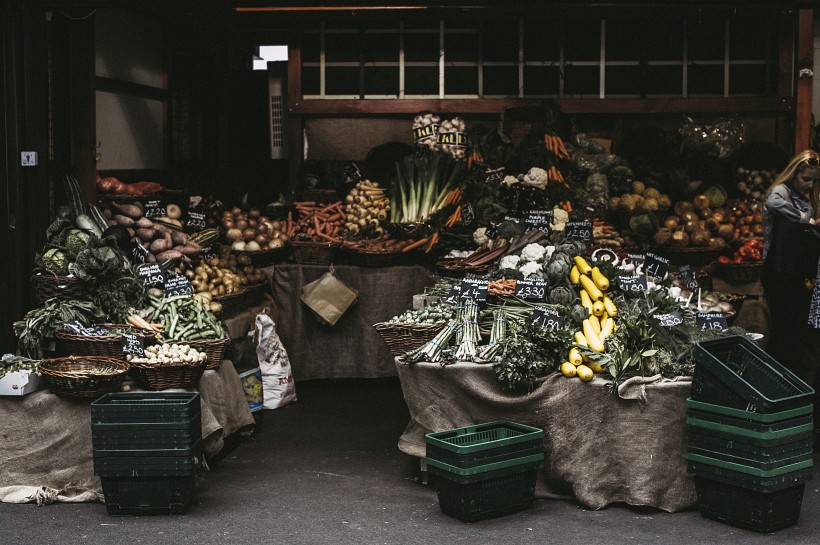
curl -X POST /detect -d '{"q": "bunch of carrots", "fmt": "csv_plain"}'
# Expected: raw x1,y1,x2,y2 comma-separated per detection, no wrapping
401,186,465,253
287,201,346,243
544,133,570,160
488,277,516,296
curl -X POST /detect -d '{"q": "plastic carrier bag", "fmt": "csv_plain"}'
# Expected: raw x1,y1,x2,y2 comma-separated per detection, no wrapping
253,311,296,410
300,265,359,326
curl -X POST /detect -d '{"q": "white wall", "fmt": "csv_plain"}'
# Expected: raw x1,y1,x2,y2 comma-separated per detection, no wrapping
94,9,164,170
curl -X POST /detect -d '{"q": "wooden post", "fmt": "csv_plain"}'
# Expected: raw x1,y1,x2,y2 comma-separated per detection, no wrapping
794,9,814,153
287,34,303,196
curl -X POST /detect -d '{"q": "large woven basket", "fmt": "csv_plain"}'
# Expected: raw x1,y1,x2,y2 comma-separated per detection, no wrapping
128,360,207,390
55,324,157,359
242,282,268,308
341,246,415,268
649,245,731,267
373,322,447,357
39,356,129,399
212,290,247,319
31,272,96,305
711,261,763,284
291,240,339,265
435,259,492,278
175,336,228,371
240,246,290,267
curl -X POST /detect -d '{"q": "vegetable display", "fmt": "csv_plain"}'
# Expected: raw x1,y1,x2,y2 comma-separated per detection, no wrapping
126,343,208,365
343,179,390,236
222,207,288,252
15,298,106,359
147,296,225,342
104,200,203,262
290,201,346,243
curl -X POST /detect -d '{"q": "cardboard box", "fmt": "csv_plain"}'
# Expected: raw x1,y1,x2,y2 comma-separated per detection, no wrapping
0,370,44,396
238,367,263,412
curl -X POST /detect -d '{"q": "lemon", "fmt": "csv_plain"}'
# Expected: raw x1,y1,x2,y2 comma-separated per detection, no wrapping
576,364,594,382
587,361,604,373
560,362,577,378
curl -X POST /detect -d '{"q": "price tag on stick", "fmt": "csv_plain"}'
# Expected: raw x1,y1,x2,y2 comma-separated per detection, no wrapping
531,307,564,330
131,242,149,264
459,278,488,302
144,199,167,219
136,263,166,288
514,278,548,301
443,284,462,306
186,211,207,231
122,333,145,357
678,265,699,290
164,272,194,298
617,275,648,293
564,221,593,242
697,312,728,332
644,252,670,279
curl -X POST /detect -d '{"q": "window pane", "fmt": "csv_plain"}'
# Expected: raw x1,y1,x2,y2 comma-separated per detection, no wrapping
688,17,725,61
302,66,320,95
302,32,321,64
363,32,398,63
606,19,646,62
564,18,600,61
325,32,360,63
605,65,641,96
325,66,360,95
645,65,683,96
445,30,479,62
729,64,770,95
483,65,519,96
564,65,599,96
688,64,724,95
523,19,559,62
404,66,438,95
483,21,519,62
364,67,398,96
445,66,477,95
730,16,774,61
644,21,684,61
524,66,560,95
404,31,440,63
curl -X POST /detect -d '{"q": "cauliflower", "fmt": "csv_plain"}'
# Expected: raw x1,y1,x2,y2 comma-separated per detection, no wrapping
499,255,521,270
502,175,519,187
520,243,547,262
550,207,569,231
521,167,548,189
518,261,543,278
472,227,489,245
544,245,556,261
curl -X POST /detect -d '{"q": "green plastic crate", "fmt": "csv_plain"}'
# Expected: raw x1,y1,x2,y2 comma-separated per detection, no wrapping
686,452,812,478
425,421,544,469
687,459,814,493
686,416,814,444
687,429,814,467
92,392,201,425
691,336,813,414
686,399,813,423
695,477,805,533
101,475,195,515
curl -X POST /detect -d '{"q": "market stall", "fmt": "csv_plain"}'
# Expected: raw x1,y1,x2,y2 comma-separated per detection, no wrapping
395,360,696,512
0,360,254,504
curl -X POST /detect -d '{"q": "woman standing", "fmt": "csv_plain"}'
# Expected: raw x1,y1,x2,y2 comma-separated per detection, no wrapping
760,149,820,387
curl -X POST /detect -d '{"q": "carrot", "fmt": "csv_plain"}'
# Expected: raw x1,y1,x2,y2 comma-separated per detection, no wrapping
315,232,340,243
293,201,316,207
402,237,429,252
425,231,440,253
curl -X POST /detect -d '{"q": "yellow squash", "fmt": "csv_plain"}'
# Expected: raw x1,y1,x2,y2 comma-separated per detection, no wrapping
579,274,604,301
573,255,592,275
591,266,610,291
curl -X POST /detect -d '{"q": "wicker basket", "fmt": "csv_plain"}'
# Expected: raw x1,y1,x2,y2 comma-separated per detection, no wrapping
31,272,96,305
341,246,415,268
175,336,229,371
649,245,731,267
302,189,340,204
373,321,447,357
39,356,129,399
435,259,492,278
128,360,207,390
291,240,340,265
212,290,247,319
242,282,268,308
240,246,289,267
711,261,763,284
55,324,157,359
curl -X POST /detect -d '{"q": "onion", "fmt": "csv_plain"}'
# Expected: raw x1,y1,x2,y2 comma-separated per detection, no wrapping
270,219,282,231
254,233,269,245
235,218,248,231
269,238,285,249
231,206,242,216
248,218,258,229
245,240,261,252
242,228,256,242
249,208,261,219
226,228,243,242
256,222,269,234
223,220,234,230
231,241,246,251
278,233,290,243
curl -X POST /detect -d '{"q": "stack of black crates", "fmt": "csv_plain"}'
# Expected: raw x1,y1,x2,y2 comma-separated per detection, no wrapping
91,392,202,515
687,335,814,532
425,421,544,522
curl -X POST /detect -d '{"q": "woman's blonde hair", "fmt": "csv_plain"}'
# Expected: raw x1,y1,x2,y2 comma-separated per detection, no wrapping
767,149,820,215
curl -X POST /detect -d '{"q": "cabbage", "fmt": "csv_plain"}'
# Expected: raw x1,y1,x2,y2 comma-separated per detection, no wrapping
65,229,92,256
42,248,68,275
703,185,728,209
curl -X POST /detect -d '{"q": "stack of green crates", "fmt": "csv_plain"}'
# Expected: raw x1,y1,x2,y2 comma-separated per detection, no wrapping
91,392,202,515
687,335,815,533
425,421,544,522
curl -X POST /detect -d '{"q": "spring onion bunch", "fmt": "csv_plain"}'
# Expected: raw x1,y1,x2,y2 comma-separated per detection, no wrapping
390,150,464,223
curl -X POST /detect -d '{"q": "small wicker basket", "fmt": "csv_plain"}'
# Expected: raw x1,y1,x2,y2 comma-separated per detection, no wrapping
173,336,228,371
31,272,96,305
212,290,247,319
128,360,207,390
39,356,129,399
373,322,447,357
291,240,340,265
711,261,763,284
240,246,289,267
55,324,157,359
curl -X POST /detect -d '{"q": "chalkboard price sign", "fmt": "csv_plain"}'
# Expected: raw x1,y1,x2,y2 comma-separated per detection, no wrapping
617,275,648,292
443,284,462,306
696,312,728,331
136,263,166,288
131,242,149,264
678,265,699,290
460,278,488,302
164,272,194,298
485,167,506,184
144,199,167,219
200,245,218,261
460,203,476,227
564,221,593,242
644,252,670,279
523,210,552,234
122,333,145,357
531,306,564,330
514,278,548,301
654,312,684,327
186,211,207,231
63,320,110,336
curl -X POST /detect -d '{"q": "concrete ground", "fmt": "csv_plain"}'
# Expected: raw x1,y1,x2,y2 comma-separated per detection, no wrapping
2,377,818,545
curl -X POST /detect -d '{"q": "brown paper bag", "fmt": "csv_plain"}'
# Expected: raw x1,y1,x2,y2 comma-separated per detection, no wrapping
300,266,359,326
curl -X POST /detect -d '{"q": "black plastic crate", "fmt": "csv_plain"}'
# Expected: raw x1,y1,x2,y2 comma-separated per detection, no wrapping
686,408,812,434
428,455,543,522
94,441,201,477
101,475,195,515
92,425,202,451
92,392,201,425
687,398,813,423
687,445,813,472
686,415,814,447
687,453,813,493
691,336,814,414
425,421,544,469
695,477,805,533
687,429,814,464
